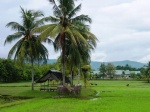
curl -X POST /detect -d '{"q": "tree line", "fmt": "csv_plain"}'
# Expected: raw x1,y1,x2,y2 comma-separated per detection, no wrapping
1,58,150,84
0,58,58,83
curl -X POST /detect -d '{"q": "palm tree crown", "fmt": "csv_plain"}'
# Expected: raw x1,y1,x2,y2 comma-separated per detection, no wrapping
4,7,49,62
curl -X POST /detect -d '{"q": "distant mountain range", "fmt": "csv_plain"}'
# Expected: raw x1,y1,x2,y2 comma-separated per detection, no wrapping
46,59,146,70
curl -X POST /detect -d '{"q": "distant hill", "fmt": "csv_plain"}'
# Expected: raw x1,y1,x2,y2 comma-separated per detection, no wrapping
47,59,145,70
47,59,57,64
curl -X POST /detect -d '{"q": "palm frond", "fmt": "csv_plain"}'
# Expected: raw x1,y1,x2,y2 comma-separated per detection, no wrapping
66,41,80,67
70,26,88,45
32,10,44,18
39,16,60,23
65,27,77,45
4,32,23,45
39,24,60,40
33,16,53,28
33,24,51,33
49,24,61,38
78,43,91,63
38,44,49,58
71,15,92,24
7,39,23,59
88,32,98,42
15,41,27,61
6,22,25,31
53,34,61,51
20,6,26,16
68,4,81,19
48,0,62,17
85,32,98,47
59,0,75,15
72,22,90,31
33,19,45,28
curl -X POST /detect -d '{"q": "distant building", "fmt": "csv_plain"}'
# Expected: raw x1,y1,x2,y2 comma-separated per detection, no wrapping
92,70,141,79
115,70,130,79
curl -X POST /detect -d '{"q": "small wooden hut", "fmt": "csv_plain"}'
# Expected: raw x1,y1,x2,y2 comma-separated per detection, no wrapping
36,70,70,91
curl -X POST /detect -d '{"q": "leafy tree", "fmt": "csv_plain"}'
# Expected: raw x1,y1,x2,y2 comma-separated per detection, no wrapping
121,71,125,79
116,65,139,71
0,59,22,82
124,64,131,70
0,58,62,83
99,63,106,79
106,63,116,79
140,67,146,79
116,65,124,70
130,72,136,79
136,73,142,80
4,7,49,90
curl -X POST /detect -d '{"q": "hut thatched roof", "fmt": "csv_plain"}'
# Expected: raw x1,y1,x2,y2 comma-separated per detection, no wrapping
36,70,70,83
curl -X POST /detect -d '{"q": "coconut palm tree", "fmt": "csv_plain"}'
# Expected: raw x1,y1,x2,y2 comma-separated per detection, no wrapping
33,0,97,85
4,7,50,90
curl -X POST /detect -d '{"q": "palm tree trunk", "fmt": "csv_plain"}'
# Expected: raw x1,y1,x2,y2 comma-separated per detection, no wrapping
62,63,65,85
84,72,86,88
70,69,73,86
78,63,81,84
38,57,40,68
62,37,66,85
31,60,34,90
70,67,74,86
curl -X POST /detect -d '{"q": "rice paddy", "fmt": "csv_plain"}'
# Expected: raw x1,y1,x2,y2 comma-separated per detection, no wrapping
0,80,150,112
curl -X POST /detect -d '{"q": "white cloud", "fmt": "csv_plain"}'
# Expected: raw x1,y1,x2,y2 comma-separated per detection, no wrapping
138,54,150,63
91,52,107,62
24,0,49,10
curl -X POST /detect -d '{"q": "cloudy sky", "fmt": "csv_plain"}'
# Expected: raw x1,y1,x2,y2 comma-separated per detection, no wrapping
1,0,150,63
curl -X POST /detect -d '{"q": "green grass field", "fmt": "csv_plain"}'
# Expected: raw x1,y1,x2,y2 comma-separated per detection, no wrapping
0,80,150,112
